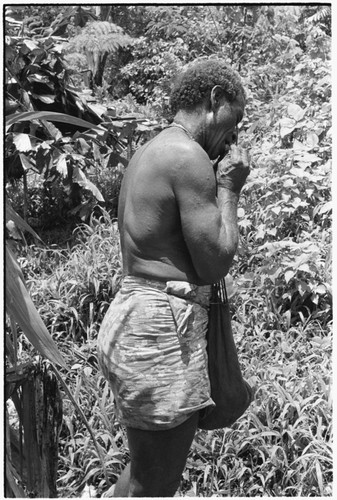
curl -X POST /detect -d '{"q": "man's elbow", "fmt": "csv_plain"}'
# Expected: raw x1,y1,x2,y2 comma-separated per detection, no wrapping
196,254,235,284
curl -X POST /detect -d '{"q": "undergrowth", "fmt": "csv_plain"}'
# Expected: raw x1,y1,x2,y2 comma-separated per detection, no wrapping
16,211,332,497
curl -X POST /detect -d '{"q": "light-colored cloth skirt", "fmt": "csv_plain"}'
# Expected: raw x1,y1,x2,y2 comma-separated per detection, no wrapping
97,275,215,430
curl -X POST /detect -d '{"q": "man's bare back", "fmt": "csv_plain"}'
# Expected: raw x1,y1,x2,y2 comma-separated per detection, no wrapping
118,127,213,284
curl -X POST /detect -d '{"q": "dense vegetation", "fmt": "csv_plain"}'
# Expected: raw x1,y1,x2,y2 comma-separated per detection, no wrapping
5,4,332,497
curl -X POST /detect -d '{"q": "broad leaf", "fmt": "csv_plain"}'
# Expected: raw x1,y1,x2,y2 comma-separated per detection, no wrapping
305,131,319,150
107,151,128,168
6,244,67,369
77,138,91,155
279,117,296,138
316,284,327,295
13,133,31,152
72,166,104,202
287,103,305,121
293,151,320,164
19,153,34,170
293,139,307,151
297,263,311,273
33,95,56,104
22,39,39,51
26,73,50,83
318,201,332,215
55,153,68,177
41,119,63,141
284,269,295,283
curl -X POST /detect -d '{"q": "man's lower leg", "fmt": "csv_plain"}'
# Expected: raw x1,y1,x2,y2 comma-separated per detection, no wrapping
113,462,131,497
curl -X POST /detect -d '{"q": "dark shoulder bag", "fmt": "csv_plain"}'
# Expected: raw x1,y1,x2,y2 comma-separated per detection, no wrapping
198,278,253,430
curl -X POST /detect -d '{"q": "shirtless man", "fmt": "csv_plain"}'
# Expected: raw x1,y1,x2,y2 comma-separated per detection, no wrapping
97,58,250,497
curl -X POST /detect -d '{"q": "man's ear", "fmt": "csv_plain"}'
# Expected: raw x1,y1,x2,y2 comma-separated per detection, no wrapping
210,85,225,110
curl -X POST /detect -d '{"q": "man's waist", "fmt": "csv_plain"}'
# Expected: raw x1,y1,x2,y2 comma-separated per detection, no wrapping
122,274,211,308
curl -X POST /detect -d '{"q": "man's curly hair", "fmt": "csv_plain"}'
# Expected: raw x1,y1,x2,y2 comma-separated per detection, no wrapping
169,58,245,115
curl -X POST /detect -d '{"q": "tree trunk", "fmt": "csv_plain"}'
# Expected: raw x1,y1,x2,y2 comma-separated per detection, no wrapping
94,52,109,88
6,362,63,497
100,5,112,21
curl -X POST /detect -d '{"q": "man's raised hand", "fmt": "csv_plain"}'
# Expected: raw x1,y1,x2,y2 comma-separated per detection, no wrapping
216,145,250,194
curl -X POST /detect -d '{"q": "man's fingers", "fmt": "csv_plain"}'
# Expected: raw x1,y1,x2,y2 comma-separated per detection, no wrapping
229,145,240,163
229,145,250,167
241,148,250,167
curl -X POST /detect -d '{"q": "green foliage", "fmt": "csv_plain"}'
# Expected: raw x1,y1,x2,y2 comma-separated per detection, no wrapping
14,5,98,37
117,6,231,106
146,6,223,55
107,5,151,37
119,36,185,108
4,24,115,226
65,21,133,86
232,13,332,329
5,4,332,498
5,11,160,229
15,215,331,497
18,211,122,343
67,21,131,54
5,108,120,227
183,319,332,496
57,369,126,497
5,202,67,370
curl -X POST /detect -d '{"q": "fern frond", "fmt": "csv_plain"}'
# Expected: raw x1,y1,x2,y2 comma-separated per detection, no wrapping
307,7,330,25
66,21,132,55
85,21,123,37
85,32,132,54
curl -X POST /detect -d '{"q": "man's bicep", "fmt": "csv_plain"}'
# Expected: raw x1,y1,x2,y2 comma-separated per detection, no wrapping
172,151,239,282
174,160,222,256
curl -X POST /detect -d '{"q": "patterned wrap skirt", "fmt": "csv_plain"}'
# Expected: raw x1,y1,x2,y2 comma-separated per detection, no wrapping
97,275,215,430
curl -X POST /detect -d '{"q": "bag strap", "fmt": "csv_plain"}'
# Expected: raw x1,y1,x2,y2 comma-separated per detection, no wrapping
212,181,229,305
211,278,228,304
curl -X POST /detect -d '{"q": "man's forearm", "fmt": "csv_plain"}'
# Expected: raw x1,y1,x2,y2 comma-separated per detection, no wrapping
217,185,240,263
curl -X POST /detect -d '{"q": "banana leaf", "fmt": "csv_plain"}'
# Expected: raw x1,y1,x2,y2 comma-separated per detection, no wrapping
6,244,68,369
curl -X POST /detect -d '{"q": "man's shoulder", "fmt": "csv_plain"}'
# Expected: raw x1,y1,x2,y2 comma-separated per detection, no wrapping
159,135,212,175
129,132,212,186
142,130,207,160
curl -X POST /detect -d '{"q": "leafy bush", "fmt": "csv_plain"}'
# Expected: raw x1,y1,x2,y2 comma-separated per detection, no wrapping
230,8,332,330
118,36,185,113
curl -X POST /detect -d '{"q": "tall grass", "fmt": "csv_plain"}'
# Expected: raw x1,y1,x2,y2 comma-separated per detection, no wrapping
183,319,332,496
21,210,122,344
17,214,332,497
